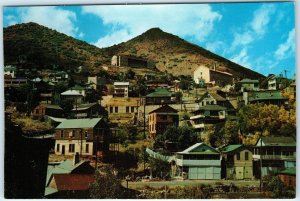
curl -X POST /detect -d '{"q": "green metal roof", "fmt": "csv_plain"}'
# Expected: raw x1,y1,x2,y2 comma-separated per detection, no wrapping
56,118,102,129
146,88,172,97
222,144,243,153
248,91,288,101
239,78,259,83
148,104,178,115
44,187,58,196
4,66,16,71
278,167,296,176
178,143,219,155
255,136,296,147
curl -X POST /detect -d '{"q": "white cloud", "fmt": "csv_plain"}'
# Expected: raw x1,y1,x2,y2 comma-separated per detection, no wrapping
275,28,295,60
5,15,18,26
230,48,251,68
94,30,133,47
78,32,85,38
17,6,79,37
205,41,224,52
251,4,275,36
82,4,222,47
231,31,254,51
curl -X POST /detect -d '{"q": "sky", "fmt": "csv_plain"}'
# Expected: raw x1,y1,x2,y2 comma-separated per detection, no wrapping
3,2,296,78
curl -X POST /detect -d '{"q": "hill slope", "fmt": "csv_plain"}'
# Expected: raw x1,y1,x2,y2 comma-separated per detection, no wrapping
4,22,263,79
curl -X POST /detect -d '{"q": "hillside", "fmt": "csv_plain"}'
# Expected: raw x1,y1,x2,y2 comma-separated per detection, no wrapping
104,28,263,79
3,22,110,73
4,22,263,79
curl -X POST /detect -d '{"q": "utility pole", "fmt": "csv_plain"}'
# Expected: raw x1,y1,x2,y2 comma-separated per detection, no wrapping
80,129,83,158
143,97,146,139
95,135,98,170
259,133,263,192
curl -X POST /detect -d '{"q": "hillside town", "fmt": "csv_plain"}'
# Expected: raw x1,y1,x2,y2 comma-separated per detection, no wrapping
4,51,296,199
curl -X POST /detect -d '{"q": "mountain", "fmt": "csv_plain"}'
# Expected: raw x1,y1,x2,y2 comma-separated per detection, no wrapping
4,22,263,79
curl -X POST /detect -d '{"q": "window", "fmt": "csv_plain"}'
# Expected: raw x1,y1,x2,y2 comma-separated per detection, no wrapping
131,107,135,113
85,131,88,138
56,144,60,152
115,107,118,113
126,106,129,113
86,144,89,153
60,131,64,138
236,153,240,160
69,130,75,138
245,152,249,160
69,144,75,153
110,107,113,113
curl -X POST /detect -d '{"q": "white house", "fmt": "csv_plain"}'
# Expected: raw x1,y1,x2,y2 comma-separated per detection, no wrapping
113,82,129,97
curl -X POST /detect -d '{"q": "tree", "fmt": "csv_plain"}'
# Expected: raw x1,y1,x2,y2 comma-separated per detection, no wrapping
263,175,295,198
154,126,198,151
148,157,170,179
89,166,125,199
59,99,73,118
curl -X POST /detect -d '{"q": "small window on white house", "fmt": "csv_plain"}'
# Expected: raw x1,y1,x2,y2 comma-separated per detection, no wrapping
57,144,60,152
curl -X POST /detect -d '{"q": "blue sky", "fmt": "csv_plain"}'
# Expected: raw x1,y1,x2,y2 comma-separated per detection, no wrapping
3,2,296,78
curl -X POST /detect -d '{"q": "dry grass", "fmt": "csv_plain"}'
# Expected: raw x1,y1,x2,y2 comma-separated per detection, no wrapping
13,117,52,133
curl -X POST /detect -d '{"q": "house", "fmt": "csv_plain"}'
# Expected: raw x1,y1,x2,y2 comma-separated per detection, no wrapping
277,167,296,190
146,88,172,105
45,154,95,198
32,104,64,119
54,118,109,158
197,91,227,107
282,81,296,100
176,143,222,179
267,74,291,90
4,77,27,88
238,78,259,92
193,65,233,87
72,102,103,119
4,65,16,78
148,104,179,138
221,144,253,180
252,136,296,178
61,90,84,105
243,90,288,105
87,76,106,90
113,82,129,97
106,97,140,114
145,80,169,91
190,105,227,132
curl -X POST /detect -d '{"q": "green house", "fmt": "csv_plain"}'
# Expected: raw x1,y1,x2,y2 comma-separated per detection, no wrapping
146,88,172,105
176,143,221,180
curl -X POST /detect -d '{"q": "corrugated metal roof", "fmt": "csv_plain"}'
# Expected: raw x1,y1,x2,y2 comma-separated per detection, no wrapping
72,102,98,111
248,91,288,101
239,79,259,83
222,144,243,153
42,104,63,110
195,104,227,112
148,104,178,115
56,118,102,129
278,167,296,175
44,187,58,196
146,88,172,97
61,90,82,96
114,82,129,86
178,143,219,154
260,136,296,146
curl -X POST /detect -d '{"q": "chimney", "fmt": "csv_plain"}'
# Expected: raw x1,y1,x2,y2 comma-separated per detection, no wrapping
73,152,80,166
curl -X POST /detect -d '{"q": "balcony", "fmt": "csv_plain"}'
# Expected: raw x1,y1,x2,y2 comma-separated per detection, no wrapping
176,159,221,166
193,123,205,129
252,154,296,161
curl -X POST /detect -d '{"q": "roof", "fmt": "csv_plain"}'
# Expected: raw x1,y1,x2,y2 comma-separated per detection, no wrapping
41,104,63,110
70,85,85,90
72,102,98,111
198,92,226,102
56,118,102,129
61,90,82,96
146,88,172,97
148,104,178,115
4,66,16,71
32,77,42,82
52,174,94,191
222,144,243,153
278,167,296,176
248,91,288,101
46,160,87,186
114,82,129,86
239,78,259,83
107,97,140,107
178,143,219,155
195,104,227,112
255,136,296,147
44,187,58,196
47,116,67,123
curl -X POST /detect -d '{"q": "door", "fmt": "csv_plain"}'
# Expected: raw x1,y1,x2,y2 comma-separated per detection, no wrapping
236,167,244,179
62,145,65,155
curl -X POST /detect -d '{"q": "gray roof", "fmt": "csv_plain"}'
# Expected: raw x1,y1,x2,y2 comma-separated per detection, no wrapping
61,90,82,96
256,136,296,147
56,118,102,129
178,143,219,154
